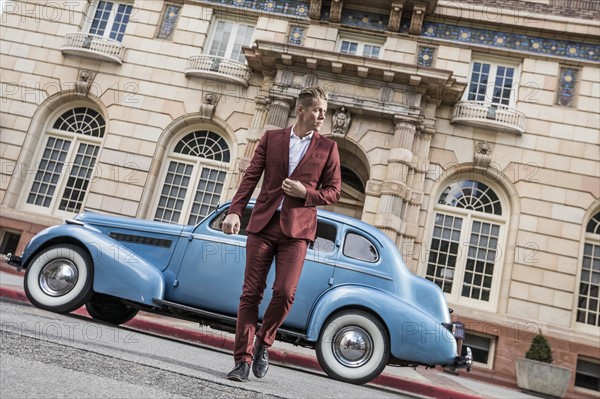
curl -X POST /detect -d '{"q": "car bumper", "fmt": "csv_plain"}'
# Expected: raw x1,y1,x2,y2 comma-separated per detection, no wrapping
5,253,23,270
443,321,473,371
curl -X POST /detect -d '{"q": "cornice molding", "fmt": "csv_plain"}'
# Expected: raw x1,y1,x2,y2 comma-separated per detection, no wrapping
243,40,466,106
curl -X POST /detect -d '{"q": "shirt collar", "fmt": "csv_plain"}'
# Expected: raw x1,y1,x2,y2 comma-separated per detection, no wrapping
291,126,313,141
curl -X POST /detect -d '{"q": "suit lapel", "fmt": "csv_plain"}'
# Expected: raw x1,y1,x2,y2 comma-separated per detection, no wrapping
291,131,321,178
281,126,292,175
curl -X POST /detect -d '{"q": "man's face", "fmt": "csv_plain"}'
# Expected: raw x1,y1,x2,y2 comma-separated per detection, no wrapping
298,98,327,132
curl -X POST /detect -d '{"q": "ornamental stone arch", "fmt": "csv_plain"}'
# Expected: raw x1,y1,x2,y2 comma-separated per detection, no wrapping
420,164,521,313
140,113,238,223
3,91,109,212
574,201,600,332
322,136,370,219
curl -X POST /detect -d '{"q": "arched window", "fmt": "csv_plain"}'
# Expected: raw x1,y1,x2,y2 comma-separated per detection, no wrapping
577,212,600,328
154,130,230,225
426,180,507,309
24,107,105,214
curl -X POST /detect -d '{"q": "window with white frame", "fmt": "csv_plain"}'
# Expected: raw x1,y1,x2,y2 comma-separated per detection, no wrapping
337,36,382,58
154,130,230,225
85,1,133,42
24,107,105,215
207,19,255,63
577,212,600,328
466,59,519,106
425,180,507,309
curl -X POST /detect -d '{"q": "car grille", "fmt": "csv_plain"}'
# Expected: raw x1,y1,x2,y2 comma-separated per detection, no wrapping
109,232,172,248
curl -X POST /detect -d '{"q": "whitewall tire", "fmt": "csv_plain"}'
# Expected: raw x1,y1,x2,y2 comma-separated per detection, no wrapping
24,244,94,313
316,310,390,385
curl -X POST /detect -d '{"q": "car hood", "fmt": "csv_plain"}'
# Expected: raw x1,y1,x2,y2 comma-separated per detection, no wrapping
74,211,192,236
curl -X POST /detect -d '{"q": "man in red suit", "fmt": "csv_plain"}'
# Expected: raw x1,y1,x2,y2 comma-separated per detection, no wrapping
222,86,341,381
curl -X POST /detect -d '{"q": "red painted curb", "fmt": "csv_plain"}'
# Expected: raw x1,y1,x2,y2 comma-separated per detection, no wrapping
0,286,28,303
0,285,482,399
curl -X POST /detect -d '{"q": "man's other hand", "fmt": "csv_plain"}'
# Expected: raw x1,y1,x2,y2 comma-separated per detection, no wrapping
222,213,241,235
282,178,307,199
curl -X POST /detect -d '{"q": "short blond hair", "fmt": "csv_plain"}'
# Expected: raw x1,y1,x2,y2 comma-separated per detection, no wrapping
296,86,328,108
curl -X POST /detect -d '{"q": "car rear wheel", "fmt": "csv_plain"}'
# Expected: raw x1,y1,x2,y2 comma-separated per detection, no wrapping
316,310,390,385
86,294,138,325
24,244,94,313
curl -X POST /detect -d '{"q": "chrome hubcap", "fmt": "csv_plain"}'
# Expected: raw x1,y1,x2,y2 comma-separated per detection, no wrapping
39,259,78,296
332,326,373,368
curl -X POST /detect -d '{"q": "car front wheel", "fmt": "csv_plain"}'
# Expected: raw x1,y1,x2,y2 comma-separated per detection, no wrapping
24,244,94,313
86,294,138,325
316,310,390,385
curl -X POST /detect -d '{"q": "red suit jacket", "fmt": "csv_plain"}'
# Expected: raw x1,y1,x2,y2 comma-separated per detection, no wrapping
228,126,341,241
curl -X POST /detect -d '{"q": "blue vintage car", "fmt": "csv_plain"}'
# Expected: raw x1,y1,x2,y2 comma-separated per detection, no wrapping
7,202,471,384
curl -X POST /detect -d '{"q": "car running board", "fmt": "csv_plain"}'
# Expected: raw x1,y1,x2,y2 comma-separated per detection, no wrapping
152,298,309,342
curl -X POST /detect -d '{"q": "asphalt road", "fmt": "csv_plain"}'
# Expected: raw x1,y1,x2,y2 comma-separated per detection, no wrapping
0,298,414,398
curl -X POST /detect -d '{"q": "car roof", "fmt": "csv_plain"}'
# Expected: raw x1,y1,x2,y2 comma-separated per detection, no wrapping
217,200,393,248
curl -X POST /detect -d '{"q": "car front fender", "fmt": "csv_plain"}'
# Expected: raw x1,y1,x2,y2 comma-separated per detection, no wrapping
306,285,457,366
22,224,165,306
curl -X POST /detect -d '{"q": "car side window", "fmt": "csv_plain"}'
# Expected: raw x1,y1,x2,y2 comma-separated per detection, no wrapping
342,232,379,263
210,208,252,236
310,222,337,253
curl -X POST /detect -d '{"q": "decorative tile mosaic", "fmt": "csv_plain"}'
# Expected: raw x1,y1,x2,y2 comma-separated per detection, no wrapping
206,0,309,17
417,45,436,67
323,8,389,30
199,1,599,62
157,4,181,40
421,21,598,63
557,67,578,107
288,25,305,45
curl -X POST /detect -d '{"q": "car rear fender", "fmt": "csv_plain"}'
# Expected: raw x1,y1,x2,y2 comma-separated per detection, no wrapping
306,285,457,365
22,224,165,306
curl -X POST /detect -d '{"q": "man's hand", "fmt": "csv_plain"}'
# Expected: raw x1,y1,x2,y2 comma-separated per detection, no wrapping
222,213,241,235
282,178,307,199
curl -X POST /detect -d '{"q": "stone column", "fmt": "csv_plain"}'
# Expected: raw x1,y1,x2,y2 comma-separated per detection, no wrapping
239,96,270,174
373,116,419,243
400,129,432,269
235,95,292,182
265,98,291,128
229,97,269,193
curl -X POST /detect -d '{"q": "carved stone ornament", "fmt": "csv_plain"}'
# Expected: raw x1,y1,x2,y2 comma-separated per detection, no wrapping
75,69,96,96
238,157,251,173
332,106,351,136
381,181,409,199
474,140,492,168
366,180,382,196
199,92,220,119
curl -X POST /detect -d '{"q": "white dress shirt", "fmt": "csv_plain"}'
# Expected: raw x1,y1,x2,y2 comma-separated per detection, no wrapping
288,126,313,176
278,127,313,210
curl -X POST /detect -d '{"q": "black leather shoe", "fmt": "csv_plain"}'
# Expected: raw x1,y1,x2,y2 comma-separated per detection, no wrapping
227,362,250,382
252,345,269,378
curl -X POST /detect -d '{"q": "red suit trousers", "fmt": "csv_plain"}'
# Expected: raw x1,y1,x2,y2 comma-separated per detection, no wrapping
233,212,309,364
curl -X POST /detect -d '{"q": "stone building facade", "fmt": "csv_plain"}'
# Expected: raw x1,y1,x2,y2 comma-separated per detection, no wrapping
1,0,598,396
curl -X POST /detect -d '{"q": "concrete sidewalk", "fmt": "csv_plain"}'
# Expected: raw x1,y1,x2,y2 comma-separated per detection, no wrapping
0,264,536,399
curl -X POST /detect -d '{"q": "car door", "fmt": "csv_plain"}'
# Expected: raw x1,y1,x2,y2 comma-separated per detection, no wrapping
170,206,339,332
283,218,339,330
331,225,394,291
170,207,250,316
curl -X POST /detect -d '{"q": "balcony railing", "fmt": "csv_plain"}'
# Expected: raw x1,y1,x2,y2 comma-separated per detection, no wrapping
60,33,125,64
185,55,251,86
451,101,526,134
